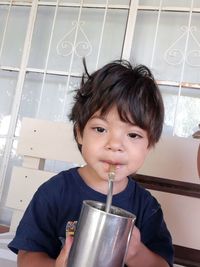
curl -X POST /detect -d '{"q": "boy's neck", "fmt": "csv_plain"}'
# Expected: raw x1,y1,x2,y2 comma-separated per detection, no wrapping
78,166,128,195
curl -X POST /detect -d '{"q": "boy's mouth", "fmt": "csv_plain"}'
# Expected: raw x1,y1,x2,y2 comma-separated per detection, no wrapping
102,160,122,171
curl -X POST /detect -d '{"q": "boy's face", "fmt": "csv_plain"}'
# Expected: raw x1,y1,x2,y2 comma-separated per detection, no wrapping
77,106,150,193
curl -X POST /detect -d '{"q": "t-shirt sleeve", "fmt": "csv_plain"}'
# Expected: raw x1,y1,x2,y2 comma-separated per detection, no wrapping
8,185,61,259
140,201,174,267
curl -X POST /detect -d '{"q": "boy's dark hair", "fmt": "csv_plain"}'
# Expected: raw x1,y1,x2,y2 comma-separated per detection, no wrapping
69,59,164,150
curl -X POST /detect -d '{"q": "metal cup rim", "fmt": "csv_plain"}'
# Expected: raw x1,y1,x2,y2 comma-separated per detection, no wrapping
83,200,136,220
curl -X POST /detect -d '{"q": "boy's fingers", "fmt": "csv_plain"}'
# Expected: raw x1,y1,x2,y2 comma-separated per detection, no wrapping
56,235,73,267
64,235,73,258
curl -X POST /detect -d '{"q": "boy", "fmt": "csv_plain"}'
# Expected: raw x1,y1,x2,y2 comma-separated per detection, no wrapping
9,60,174,267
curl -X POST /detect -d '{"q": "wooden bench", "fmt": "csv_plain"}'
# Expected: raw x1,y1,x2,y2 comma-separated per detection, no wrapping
0,117,85,267
6,117,85,231
1,117,198,266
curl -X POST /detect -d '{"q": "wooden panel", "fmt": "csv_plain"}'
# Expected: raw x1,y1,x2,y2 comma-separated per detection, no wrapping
9,210,24,232
17,117,85,165
134,174,200,266
149,190,200,250
0,225,9,233
174,245,200,267
22,156,45,169
134,174,200,198
6,166,55,210
139,135,199,184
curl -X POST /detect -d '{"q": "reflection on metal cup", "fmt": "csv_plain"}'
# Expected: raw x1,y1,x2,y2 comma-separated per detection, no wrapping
67,200,136,267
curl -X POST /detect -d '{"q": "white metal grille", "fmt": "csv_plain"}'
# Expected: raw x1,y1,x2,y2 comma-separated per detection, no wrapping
0,0,199,225
130,0,200,139
0,0,131,223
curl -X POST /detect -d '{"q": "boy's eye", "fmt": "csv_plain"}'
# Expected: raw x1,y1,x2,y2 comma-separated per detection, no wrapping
128,133,142,139
94,127,106,133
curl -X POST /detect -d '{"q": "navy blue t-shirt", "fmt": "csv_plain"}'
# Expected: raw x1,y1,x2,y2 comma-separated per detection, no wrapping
8,167,173,266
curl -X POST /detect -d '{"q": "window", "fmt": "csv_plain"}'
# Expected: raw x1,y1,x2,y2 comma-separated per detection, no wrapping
0,0,199,224
0,0,130,223
130,0,200,138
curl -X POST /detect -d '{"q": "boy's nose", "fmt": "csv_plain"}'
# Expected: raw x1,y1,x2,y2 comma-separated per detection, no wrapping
106,135,124,152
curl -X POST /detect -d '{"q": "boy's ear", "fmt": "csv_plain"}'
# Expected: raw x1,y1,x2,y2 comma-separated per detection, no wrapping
146,143,154,156
146,146,151,155
76,126,83,145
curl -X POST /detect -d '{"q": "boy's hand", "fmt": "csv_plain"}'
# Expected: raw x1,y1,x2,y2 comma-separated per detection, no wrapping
125,226,141,262
55,235,73,267
125,226,169,267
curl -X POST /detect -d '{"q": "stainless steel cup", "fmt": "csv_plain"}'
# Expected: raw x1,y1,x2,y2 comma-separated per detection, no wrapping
67,200,136,267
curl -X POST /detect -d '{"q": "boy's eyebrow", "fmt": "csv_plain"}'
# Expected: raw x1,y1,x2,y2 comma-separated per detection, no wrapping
90,114,138,127
90,114,107,121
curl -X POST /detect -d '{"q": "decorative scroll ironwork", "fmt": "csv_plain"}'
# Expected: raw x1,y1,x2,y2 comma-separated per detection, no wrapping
56,21,92,57
164,26,200,67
